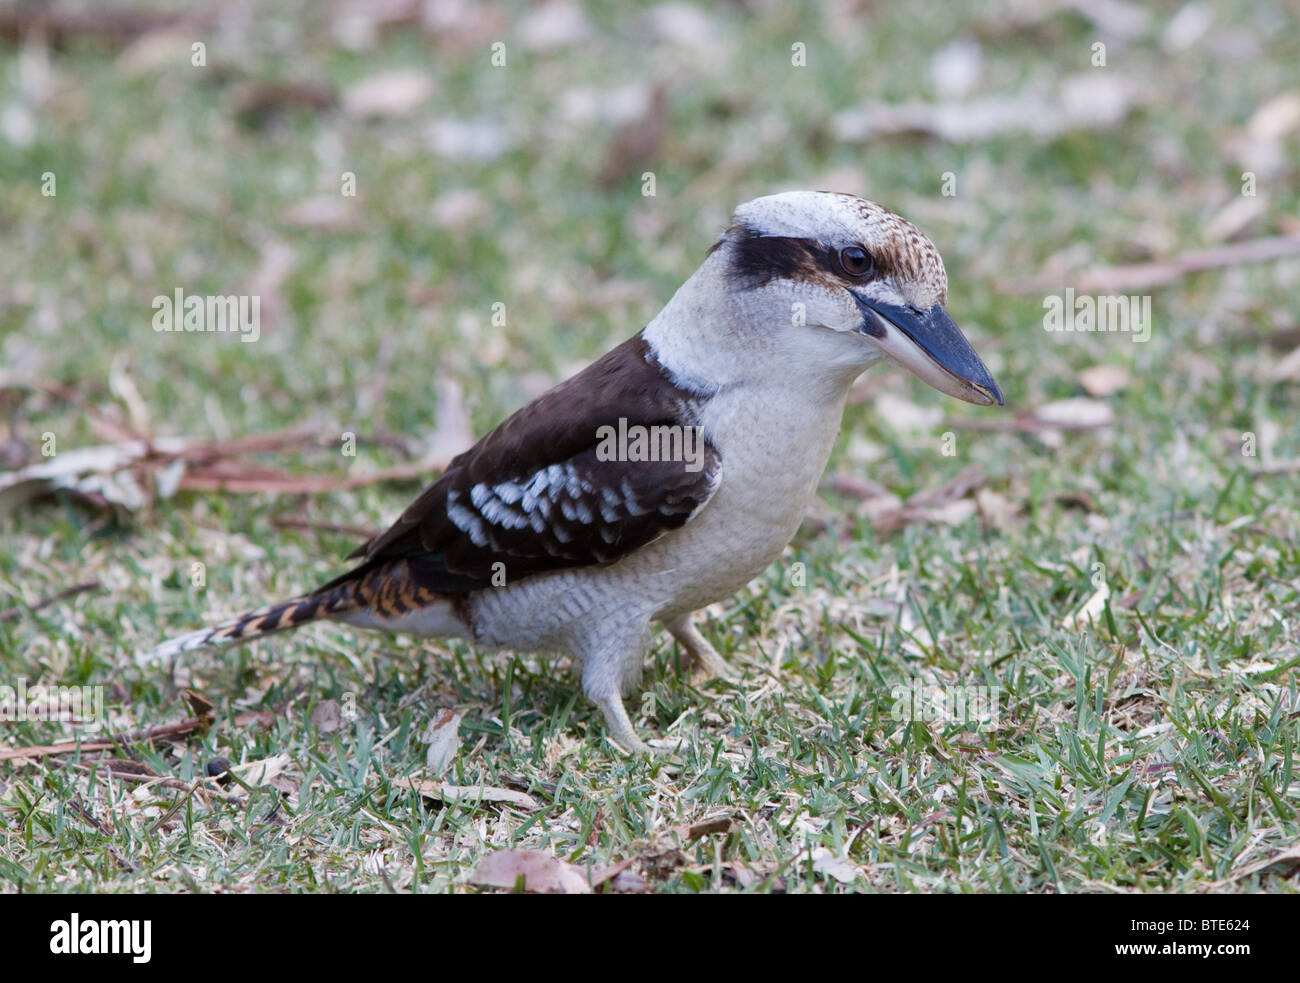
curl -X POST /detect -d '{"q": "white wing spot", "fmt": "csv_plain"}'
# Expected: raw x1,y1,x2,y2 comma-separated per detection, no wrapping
621,479,649,516
447,491,489,546
493,480,524,504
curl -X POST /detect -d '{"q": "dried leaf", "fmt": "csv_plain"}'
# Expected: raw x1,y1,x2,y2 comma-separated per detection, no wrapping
311,700,343,735
1035,398,1115,428
422,709,463,775
0,438,184,516
810,847,861,884
470,850,591,893
1203,196,1266,243
672,816,735,842
1077,365,1129,397
231,753,292,786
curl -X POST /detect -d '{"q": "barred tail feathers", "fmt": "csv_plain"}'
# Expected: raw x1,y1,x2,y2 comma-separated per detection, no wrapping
138,588,360,664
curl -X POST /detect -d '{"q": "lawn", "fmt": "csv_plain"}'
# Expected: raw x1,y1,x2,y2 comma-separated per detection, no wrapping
1,0,1298,893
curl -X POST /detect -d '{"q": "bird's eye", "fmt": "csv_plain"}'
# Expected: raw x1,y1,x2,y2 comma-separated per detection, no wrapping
839,245,874,277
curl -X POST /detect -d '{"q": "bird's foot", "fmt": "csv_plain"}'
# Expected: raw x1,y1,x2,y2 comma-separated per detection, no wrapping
666,614,739,683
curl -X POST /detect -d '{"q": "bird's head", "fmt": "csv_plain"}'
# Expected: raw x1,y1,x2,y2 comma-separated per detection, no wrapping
707,190,1003,406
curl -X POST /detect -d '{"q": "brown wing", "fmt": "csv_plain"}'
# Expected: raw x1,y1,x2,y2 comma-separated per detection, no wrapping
317,334,720,596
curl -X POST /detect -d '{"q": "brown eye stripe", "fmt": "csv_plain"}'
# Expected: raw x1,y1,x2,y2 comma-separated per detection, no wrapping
727,228,825,285
713,195,949,303
726,228,899,288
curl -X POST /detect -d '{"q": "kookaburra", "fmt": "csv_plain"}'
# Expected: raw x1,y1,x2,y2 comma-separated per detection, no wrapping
144,191,1003,752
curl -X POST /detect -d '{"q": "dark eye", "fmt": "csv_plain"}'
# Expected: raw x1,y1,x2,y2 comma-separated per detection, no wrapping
838,245,874,277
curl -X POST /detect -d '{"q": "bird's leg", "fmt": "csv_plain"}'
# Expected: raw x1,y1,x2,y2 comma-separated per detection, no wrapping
580,631,655,754
666,613,737,682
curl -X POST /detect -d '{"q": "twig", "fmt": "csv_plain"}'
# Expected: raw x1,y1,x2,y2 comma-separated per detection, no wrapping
0,708,269,762
871,465,986,534
0,377,142,442
178,458,445,494
0,580,101,623
996,235,1300,294
46,757,242,805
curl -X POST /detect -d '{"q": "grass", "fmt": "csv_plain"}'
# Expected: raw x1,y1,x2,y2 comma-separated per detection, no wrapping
1,0,1298,892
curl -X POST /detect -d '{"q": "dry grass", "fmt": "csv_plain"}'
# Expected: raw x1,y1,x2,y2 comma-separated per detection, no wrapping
1,0,1298,893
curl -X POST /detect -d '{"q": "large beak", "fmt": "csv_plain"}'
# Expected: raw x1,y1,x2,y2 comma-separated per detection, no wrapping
855,296,1004,406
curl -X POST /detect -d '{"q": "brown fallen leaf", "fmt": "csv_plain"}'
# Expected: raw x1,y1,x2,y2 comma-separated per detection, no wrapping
672,816,736,842
470,849,591,894
101,758,159,777
397,777,540,812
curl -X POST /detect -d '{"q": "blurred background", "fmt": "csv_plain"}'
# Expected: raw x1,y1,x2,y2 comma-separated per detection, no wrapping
1,0,1299,892
3,0,1297,456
